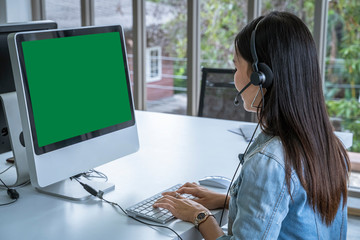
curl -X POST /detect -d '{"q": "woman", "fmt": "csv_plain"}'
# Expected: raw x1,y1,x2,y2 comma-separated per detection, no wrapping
154,11,350,239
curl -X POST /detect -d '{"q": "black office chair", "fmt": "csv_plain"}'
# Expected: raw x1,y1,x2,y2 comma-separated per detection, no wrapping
198,67,257,122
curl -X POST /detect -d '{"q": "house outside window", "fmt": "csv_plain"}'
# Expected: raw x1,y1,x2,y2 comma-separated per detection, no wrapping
146,47,162,82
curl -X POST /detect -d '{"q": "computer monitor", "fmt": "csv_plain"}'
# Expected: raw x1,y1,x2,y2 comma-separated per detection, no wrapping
8,25,139,199
0,21,57,156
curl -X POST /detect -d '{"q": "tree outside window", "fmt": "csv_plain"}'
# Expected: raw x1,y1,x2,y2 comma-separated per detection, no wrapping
325,0,360,153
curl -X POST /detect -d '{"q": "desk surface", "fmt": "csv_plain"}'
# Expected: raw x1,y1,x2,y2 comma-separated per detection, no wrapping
0,111,359,239
0,111,246,240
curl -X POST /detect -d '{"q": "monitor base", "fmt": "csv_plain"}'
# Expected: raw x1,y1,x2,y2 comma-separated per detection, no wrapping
36,178,115,201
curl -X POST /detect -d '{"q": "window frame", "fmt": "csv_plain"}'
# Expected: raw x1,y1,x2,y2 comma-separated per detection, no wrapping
146,46,162,83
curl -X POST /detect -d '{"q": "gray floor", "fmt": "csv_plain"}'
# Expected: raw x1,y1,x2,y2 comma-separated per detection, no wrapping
147,93,187,115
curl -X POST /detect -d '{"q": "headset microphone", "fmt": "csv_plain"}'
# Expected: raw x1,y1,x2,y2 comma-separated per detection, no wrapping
234,81,251,106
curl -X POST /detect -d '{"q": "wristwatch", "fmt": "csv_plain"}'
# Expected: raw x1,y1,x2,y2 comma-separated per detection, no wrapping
194,211,214,229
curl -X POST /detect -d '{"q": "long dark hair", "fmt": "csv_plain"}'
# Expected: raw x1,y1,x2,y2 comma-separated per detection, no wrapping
235,11,350,225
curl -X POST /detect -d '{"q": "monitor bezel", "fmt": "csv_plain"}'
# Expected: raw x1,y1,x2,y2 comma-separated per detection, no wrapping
0,20,57,94
13,25,135,155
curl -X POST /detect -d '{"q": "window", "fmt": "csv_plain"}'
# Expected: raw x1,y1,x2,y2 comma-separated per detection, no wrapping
200,0,248,69
325,0,360,153
261,0,315,34
145,0,187,115
146,47,162,82
325,0,360,199
93,0,133,83
45,0,81,28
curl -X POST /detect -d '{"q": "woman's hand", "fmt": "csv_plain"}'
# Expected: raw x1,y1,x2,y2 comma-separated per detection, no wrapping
153,194,208,223
153,183,227,239
176,182,228,210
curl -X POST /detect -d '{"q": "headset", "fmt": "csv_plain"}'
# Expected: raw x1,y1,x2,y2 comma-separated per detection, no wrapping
223,17,274,226
249,18,274,88
234,18,274,106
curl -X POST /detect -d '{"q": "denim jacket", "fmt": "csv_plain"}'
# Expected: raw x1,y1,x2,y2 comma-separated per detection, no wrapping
218,132,347,240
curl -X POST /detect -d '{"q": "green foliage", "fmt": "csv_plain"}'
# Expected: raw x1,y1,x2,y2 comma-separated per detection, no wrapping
326,99,360,152
326,0,360,99
155,0,187,90
159,0,247,89
325,0,360,152
199,0,246,68
156,0,360,151
163,0,318,88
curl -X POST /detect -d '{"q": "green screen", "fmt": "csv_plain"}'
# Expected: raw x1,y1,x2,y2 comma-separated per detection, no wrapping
22,32,132,147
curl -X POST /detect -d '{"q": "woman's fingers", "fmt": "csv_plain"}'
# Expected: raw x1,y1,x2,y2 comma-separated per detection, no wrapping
153,195,207,223
176,186,199,196
153,195,177,210
181,182,198,188
162,191,184,199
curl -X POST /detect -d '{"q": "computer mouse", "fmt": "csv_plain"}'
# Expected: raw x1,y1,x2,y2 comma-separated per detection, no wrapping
198,176,231,189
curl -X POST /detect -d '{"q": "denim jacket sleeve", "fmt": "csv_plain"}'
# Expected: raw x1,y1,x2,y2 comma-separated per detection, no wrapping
217,150,296,240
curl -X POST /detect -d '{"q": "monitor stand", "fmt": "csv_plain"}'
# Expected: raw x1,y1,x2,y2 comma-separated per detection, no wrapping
36,178,115,201
0,92,114,200
0,92,29,187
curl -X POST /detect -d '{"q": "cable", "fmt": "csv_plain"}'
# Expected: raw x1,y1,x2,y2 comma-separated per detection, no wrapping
219,85,265,226
0,178,9,188
72,169,108,182
259,84,265,113
219,122,259,226
102,197,183,240
0,166,28,205
0,179,30,190
0,198,17,206
71,176,183,240
82,169,108,182
0,177,20,206
0,164,14,175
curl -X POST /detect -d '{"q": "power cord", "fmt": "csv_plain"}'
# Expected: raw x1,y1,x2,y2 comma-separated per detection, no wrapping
0,197,17,206
81,169,108,182
71,176,183,240
0,177,19,206
0,179,30,190
71,169,108,182
0,164,14,175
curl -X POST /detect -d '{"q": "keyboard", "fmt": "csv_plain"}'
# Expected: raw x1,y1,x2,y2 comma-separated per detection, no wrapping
126,184,195,224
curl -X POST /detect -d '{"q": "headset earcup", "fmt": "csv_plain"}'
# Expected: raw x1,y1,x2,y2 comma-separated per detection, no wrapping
250,71,262,86
258,63,273,88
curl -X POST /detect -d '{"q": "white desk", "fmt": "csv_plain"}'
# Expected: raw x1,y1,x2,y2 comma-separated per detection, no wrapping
1,111,359,239
0,111,245,240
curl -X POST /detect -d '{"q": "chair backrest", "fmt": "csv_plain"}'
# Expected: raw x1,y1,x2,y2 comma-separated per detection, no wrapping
198,67,257,122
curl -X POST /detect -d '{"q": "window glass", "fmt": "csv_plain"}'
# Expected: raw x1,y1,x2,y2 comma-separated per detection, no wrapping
45,0,81,29
94,0,133,83
325,0,360,153
147,47,162,82
261,0,315,34
145,0,187,115
200,0,248,69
